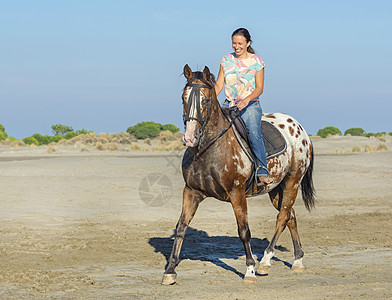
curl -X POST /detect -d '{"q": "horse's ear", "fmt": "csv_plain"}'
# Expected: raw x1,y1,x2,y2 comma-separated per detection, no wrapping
184,64,192,80
202,66,211,82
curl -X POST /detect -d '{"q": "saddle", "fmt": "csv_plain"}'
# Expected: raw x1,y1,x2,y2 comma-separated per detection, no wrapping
221,108,287,192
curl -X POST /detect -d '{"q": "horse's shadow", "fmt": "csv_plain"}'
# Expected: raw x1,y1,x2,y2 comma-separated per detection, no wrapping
149,227,291,278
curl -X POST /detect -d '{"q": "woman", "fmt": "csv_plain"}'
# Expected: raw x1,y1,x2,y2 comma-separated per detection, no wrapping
215,28,273,186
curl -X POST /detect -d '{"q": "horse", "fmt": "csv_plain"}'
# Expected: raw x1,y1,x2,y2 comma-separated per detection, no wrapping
162,65,315,285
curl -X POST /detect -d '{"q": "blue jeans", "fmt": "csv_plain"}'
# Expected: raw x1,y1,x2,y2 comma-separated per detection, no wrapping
222,100,269,176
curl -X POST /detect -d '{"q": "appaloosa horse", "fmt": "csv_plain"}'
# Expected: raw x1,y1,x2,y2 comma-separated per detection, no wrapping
162,65,315,285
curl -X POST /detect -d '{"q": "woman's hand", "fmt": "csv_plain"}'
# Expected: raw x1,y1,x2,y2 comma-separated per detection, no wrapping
236,97,250,110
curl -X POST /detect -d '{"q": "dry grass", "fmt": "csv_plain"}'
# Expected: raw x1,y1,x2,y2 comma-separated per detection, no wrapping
352,145,362,153
153,140,184,151
159,130,177,142
96,142,105,151
47,146,56,153
377,143,388,152
107,143,119,151
365,144,377,153
174,132,183,139
130,143,141,151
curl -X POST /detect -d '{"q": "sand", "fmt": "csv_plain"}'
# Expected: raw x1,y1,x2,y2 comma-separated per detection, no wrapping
0,136,391,299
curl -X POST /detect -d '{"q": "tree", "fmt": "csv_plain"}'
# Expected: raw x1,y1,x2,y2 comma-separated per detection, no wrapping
344,127,365,136
51,124,73,136
317,126,342,138
0,124,8,140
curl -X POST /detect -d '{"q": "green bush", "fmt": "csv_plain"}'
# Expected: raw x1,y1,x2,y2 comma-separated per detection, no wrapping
389,132,392,136
127,122,180,139
375,132,387,137
317,126,342,138
64,132,78,140
0,131,8,141
344,127,365,136
23,136,39,145
127,121,162,139
75,129,90,135
0,124,8,140
32,133,52,145
162,124,180,134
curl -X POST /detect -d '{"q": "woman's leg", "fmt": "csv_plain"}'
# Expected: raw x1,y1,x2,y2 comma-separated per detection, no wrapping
239,101,271,182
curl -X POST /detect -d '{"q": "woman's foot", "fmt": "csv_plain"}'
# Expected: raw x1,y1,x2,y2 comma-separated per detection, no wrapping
257,176,274,187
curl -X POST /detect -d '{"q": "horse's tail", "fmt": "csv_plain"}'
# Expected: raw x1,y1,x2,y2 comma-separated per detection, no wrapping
301,142,316,211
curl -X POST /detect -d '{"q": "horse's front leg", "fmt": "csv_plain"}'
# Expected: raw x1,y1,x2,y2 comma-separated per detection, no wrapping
229,189,257,283
162,186,204,285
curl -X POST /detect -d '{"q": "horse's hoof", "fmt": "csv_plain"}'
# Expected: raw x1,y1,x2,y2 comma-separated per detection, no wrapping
161,273,177,285
291,265,304,272
258,264,271,275
292,258,304,272
243,275,257,284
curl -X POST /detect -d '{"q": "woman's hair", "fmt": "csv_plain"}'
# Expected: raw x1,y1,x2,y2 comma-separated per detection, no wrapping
231,28,255,54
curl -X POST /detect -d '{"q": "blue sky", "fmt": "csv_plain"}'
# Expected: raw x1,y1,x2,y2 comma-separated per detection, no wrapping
1,0,391,138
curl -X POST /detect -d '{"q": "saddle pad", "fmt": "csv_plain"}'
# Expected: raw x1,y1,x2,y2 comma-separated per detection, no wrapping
262,120,287,159
221,108,287,160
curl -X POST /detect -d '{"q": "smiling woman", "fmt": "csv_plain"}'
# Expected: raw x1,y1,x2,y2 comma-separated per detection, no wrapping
214,28,272,186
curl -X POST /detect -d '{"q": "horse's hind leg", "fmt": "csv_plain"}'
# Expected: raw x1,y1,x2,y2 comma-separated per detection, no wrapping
286,208,304,272
229,189,257,283
162,187,203,285
258,182,300,274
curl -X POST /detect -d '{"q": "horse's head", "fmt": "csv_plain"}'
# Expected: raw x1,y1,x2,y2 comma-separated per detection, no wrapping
182,64,216,148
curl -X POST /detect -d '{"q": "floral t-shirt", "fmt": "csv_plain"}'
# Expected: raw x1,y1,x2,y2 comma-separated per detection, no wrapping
220,53,265,107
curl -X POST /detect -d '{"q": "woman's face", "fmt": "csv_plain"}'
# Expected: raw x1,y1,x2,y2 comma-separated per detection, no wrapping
232,35,250,58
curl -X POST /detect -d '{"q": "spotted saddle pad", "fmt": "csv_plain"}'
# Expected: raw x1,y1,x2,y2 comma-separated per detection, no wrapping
221,108,287,160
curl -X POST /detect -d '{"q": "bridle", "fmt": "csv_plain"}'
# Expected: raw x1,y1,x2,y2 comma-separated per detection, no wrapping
182,75,213,141
182,74,240,149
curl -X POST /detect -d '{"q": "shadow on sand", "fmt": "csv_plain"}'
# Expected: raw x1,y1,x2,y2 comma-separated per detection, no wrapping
149,227,291,279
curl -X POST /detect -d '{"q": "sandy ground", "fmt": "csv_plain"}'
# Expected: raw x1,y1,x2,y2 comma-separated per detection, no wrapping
0,137,391,299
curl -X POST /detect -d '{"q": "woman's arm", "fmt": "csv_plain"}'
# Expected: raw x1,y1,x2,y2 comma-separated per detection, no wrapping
236,68,264,110
214,65,225,96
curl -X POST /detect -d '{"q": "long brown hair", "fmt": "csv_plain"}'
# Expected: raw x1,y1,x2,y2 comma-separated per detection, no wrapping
232,28,255,54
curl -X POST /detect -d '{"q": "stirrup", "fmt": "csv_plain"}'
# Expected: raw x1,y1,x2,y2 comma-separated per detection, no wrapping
255,166,273,187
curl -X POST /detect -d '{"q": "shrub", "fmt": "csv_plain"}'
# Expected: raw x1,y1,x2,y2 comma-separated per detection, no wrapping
0,131,8,141
50,135,64,143
0,124,5,133
344,127,365,136
127,122,180,139
23,136,39,145
162,124,180,134
351,145,361,153
365,132,375,138
377,143,388,151
317,126,342,138
32,133,52,145
374,132,387,137
127,121,162,139
64,132,78,140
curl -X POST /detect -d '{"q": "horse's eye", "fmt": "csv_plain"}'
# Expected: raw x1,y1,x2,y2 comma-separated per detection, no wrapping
202,98,210,105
